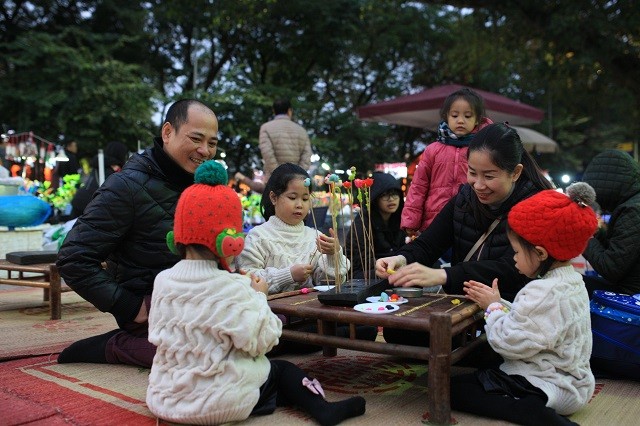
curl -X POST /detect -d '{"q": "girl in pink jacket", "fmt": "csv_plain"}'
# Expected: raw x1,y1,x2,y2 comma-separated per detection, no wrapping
402,88,492,237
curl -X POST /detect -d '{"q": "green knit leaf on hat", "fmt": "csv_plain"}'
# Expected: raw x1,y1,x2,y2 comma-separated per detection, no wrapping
166,231,179,255
194,160,227,186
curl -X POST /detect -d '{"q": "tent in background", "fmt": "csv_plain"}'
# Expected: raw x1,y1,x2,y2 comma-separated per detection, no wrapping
511,125,558,153
357,84,559,154
356,84,544,130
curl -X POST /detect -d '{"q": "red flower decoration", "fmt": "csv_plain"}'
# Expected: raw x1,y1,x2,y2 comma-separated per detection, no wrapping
364,178,374,187
343,181,352,189
354,179,364,188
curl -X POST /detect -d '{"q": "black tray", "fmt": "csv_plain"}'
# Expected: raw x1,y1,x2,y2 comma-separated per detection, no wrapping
317,278,391,307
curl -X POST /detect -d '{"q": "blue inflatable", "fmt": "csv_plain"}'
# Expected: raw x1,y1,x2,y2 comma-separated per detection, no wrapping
0,195,52,228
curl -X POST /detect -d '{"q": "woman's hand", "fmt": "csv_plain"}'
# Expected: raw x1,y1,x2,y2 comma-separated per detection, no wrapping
386,262,446,288
463,278,500,310
250,274,269,295
291,263,313,282
375,255,407,278
317,228,339,255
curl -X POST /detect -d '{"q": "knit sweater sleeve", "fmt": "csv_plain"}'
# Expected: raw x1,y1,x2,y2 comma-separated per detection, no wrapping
229,284,282,356
484,283,551,360
237,228,295,294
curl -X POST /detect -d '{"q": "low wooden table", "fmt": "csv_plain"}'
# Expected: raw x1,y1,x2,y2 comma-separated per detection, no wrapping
267,291,486,425
0,259,72,320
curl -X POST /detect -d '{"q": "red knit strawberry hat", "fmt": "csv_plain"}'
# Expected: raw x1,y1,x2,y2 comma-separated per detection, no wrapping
507,182,598,261
171,160,244,271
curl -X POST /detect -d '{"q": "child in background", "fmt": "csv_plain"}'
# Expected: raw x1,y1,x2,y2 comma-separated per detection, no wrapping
146,160,366,426
237,162,349,294
402,87,493,237
345,171,406,279
458,182,598,425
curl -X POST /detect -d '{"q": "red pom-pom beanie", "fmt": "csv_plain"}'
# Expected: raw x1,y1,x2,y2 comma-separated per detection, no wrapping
507,183,598,261
173,160,244,271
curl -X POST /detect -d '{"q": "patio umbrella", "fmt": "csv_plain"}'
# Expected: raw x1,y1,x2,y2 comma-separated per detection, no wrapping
511,125,559,153
356,84,544,130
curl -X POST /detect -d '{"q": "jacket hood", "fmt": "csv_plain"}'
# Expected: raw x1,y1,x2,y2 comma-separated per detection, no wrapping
370,171,402,202
582,149,640,212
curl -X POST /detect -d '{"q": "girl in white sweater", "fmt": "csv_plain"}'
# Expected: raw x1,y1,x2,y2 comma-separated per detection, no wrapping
146,161,366,425
237,162,349,294
459,182,598,425
237,163,377,352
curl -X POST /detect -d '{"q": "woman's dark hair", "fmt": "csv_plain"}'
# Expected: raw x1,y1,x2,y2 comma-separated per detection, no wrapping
440,87,486,122
260,163,310,220
469,123,554,191
506,224,555,277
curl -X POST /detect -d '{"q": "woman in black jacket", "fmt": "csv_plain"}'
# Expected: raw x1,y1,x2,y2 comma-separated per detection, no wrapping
376,124,554,347
377,123,553,300
345,171,406,280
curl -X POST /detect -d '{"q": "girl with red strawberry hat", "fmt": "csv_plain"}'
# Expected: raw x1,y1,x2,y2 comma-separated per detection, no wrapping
147,160,366,425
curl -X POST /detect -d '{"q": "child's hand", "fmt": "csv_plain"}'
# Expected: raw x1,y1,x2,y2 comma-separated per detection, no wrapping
250,274,268,295
291,263,313,283
405,228,419,238
317,228,340,255
463,278,500,310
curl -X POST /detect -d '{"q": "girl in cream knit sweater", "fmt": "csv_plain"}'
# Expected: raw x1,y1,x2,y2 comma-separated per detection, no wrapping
237,163,349,295
146,160,366,425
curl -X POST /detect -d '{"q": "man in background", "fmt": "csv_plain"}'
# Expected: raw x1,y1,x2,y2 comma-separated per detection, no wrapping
235,98,312,192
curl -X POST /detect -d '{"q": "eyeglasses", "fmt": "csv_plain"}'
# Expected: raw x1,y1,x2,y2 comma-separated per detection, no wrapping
380,192,401,201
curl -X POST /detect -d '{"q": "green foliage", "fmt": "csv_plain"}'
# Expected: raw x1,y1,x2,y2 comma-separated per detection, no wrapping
37,174,80,210
0,0,638,183
0,3,157,155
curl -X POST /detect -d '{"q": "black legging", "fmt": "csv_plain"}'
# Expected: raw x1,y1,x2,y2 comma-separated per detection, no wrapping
450,372,578,426
252,359,366,426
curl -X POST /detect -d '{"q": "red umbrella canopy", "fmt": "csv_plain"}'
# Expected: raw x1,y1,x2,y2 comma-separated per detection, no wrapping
356,84,544,130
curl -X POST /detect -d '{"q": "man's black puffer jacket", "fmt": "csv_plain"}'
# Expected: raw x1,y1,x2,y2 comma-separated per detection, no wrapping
57,139,194,325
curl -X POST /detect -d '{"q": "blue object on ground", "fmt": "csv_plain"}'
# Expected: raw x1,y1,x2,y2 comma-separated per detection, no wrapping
0,195,52,228
590,290,640,380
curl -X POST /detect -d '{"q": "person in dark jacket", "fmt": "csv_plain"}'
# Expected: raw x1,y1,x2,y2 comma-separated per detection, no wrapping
56,99,219,367
581,149,640,297
69,141,130,219
52,140,81,189
376,123,554,346
345,171,406,280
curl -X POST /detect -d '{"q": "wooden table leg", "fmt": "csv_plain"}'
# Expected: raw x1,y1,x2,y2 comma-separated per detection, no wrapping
318,320,337,357
428,312,452,425
49,264,62,320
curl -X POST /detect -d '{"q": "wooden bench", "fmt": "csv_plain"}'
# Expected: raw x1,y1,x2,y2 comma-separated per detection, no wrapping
0,259,73,320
